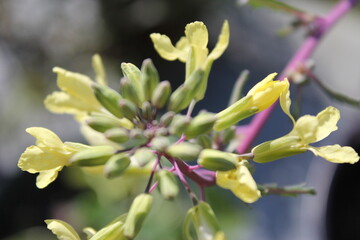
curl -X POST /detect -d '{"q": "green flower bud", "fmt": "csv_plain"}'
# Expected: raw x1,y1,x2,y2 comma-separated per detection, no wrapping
122,129,148,148
151,81,172,109
124,193,153,239
169,115,190,136
120,77,142,107
70,146,114,166
104,128,129,143
141,59,160,101
198,149,237,171
121,62,144,103
222,126,236,145
168,85,192,113
185,112,217,139
86,114,128,133
92,83,123,118
133,148,156,167
118,99,138,120
141,101,153,121
151,136,171,152
104,153,131,178
159,111,175,127
90,213,128,240
197,135,213,149
252,135,306,163
166,142,202,161
157,170,179,200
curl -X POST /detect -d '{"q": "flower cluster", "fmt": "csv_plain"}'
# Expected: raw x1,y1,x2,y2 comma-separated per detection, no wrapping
18,21,358,239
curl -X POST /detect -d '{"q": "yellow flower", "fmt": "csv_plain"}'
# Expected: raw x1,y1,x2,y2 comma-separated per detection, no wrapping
216,161,261,203
18,127,87,188
252,106,359,164
150,20,229,101
214,73,289,131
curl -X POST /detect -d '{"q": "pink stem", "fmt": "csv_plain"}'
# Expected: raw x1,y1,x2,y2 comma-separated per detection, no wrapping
237,0,359,153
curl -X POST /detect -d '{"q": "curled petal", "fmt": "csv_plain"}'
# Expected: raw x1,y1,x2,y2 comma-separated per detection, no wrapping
290,115,319,144
150,33,182,61
313,106,340,142
208,20,230,61
308,145,359,164
36,167,63,189
230,165,261,203
26,127,65,151
45,219,81,240
279,79,295,124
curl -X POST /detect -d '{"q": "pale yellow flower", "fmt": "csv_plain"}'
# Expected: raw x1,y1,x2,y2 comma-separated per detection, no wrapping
252,106,359,164
216,161,261,203
214,73,289,131
18,127,87,188
150,21,229,101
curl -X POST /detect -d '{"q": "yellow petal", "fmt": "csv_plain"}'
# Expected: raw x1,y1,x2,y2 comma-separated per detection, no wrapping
18,146,70,172
185,21,208,49
308,145,359,164
44,91,100,115
45,219,81,240
26,127,65,151
36,167,62,189
290,115,319,144
175,36,190,62
208,20,230,61
92,54,107,86
150,33,182,61
247,73,277,96
313,106,340,142
53,67,100,107
279,79,295,124
216,169,238,190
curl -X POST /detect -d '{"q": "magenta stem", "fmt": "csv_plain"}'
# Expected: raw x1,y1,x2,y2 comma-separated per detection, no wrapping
237,0,359,153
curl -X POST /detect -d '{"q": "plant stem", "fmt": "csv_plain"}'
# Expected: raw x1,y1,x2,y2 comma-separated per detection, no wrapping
237,0,359,153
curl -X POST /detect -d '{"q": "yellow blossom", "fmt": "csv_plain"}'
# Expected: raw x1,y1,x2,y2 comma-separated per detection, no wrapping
216,161,261,203
18,127,88,188
150,20,229,101
214,73,289,131
252,106,359,164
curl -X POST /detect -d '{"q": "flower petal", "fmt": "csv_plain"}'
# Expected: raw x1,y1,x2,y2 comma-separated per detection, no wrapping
185,21,208,49
208,20,230,61
150,33,182,61
247,72,277,96
36,167,62,189
175,36,190,62
45,219,81,240
308,145,359,164
313,106,340,142
26,127,64,150
290,115,319,144
279,79,295,124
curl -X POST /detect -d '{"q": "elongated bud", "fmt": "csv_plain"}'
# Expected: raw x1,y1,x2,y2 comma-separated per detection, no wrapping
104,153,131,178
198,149,237,171
86,114,128,133
92,54,107,86
70,146,114,166
169,115,190,136
197,135,213,149
141,101,153,121
159,111,175,127
185,112,217,139
168,85,192,113
119,99,138,120
151,81,171,109
90,214,128,240
124,193,153,239
157,170,179,200
133,148,156,167
92,83,123,118
120,77,142,106
166,142,202,161
151,136,171,152
141,59,160,101
122,129,148,149
104,128,129,143
121,62,144,103
185,69,205,91
252,135,306,163
222,126,236,145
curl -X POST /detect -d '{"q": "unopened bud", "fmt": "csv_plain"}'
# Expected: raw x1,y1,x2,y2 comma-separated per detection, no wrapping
123,129,148,148
70,146,114,166
90,213,127,240
168,85,192,113
120,77,142,106
92,84,123,118
159,111,175,127
119,99,138,120
166,142,202,161
86,114,127,133
185,112,217,139
141,101,153,121
141,59,160,101
223,126,236,145
133,148,156,167
169,115,190,136
104,128,129,143
157,170,179,200
124,193,153,239
197,135,213,149
151,136,171,152
198,149,237,171
104,153,131,178
121,62,144,103
151,81,171,109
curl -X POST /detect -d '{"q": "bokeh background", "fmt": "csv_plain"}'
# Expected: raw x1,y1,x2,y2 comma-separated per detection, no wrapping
0,0,359,239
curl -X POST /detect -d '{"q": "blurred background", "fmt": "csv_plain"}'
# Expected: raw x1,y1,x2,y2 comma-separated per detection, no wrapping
0,0,359,239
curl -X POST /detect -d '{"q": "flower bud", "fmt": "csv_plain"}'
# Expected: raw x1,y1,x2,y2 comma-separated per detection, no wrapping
151,81,171,109
252,135,306,163
198,149,237,171
104,153,131,178
120,77,142,107
166,142,202,161
92,83,123,118
141,101,153,121
151,136,171,152
167,85,191,113
141,59,160,101
159,111,175,127
185,112,217,139
222,126,236,145
90,213,128,240
133,148,156,167
121,62,144,103
157,170,179,200
104,128,129,143
70,146,114,166
124,193,153,239
197,135,212,149
123,129,148,148
169,115,190,136
86,114,128,133
118,99,138,120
